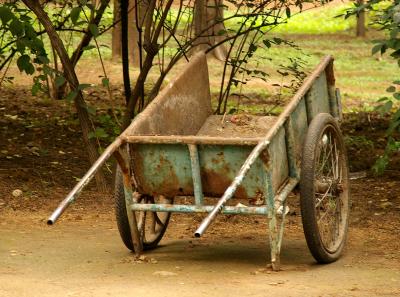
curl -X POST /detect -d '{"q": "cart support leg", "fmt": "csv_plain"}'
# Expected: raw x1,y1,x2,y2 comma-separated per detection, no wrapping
114,149,143,256
268,212,280,271
123,182,143,256
264,172,281,271
188,144,204,205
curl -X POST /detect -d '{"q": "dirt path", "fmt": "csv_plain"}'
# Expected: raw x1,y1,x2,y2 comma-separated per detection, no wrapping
1,202,399,297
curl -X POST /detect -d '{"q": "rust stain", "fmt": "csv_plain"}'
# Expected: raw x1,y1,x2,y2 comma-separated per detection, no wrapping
201,169,249,199
131,147,192,197
259,150,270,165
130,148,145,193
211,157,220,165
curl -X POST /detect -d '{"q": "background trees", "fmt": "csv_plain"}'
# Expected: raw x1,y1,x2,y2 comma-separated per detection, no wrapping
0,0,398,182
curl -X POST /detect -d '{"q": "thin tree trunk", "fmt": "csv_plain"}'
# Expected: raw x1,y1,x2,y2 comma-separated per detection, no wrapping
71,0,111,67
112,0,122,60
51,0,110,100
356,0,366,37
194,0,208,52
113,0,146,67
122,0,172,129
128,0,140,67
194,0,227,59
22,0,108,192
121,0,131,103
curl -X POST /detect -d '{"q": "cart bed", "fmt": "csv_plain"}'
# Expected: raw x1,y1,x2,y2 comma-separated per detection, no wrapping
197,115,277,138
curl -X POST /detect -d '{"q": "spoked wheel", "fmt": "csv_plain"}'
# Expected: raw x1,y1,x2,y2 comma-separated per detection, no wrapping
114,168,172,251
300,113,350,263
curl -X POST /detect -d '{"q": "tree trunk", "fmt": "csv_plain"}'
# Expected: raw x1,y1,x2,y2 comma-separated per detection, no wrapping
122,0,172,129
112,0,122,60
50,0,110,100
356,0,366,37
113,0,146,67
128,0,140,67
22,0,108,192
194,0,227,60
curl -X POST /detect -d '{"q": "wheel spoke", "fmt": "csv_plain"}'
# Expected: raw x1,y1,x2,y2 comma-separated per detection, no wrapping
138,196,169,243
314,127,347,252
317,137,334,178
317,208,330,224
334,141,339,180
149,211,156,234
154,211,164,226
315,182,333,208
140,211,147,242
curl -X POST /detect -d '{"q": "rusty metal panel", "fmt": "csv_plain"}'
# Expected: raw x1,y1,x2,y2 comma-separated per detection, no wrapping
305,71,331,121
131,144,194,197
132,143,270,200
132,138,289,200
198,145,265,199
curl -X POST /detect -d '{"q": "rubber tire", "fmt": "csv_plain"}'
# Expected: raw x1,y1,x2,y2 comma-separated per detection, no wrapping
114,168,135,251
114,168,172,251
300,113,350,264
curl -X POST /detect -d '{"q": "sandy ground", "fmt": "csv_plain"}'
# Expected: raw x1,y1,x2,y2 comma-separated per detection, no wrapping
1,203,399,297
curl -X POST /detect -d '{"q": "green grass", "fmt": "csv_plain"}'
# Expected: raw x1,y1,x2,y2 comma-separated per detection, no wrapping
273,4,355,34
203,29,398,113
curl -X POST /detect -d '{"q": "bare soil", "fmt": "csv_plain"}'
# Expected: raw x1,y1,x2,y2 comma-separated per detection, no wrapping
1,85,400,296
198,114,277,138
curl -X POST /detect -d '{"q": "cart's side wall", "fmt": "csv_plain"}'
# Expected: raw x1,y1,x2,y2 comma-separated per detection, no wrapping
268,127,289,192
124,53,212,137
132,143,268,199
132,144,193,197
289,98,308,164
283,65,335,177
305,71,331,122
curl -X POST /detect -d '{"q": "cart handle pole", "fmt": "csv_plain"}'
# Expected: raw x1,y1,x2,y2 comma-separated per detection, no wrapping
47,138,123,225
194,139,270,237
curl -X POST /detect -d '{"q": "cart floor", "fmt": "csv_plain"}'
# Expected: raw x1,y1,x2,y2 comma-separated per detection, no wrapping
197,114,277,138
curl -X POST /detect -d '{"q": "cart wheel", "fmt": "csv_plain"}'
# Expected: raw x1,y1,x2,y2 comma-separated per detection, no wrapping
300,113,350,263
114,168,172,251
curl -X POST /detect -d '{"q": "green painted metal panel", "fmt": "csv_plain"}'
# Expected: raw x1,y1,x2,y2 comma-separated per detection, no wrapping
268,127,289,193
305,71,331,121
289,98,308,162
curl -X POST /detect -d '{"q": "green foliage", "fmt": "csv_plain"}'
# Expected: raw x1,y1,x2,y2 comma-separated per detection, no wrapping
373,137,400,174
0,3,48,74
88,23,99,37
345,135,374,151
17,54,34,74
88,109,121,143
